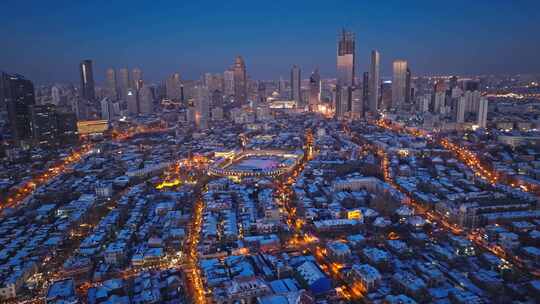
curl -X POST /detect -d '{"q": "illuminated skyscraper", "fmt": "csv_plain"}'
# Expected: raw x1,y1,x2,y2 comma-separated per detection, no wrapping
368,50,380,113
290,65,301,106
105,68,117,99
392,60,408,108
30,104,59,146
79,60,95,100
308,68,321,111
337,29,355,87
336,29,355,118
1,72,35,142
233,56,247,104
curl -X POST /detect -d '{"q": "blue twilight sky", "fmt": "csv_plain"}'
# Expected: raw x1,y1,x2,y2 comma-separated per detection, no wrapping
1,0,539,85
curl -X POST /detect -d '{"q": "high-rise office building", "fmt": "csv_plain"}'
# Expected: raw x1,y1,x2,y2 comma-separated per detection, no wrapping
105,68,117,99
1,72,35,142
233,56,247,104
30,104,58,146
477,97,488,128
351,87,362,118
166,73,182,101
362,72,369,115
336,29,356,118
392,60,407,109
194,86,209,130
337,29,355,87
368,50,380,114
335,86,352,118
126,88,138,115
223,70,235,97
117,68,130,100
79,60,95,101
405,67,412,104
56,111,78,144
308,68,321,111
138,85,154,115
131,68,143,91
290,65,302,106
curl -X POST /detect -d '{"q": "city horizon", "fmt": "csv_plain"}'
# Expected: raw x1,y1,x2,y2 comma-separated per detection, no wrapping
2,0,540,84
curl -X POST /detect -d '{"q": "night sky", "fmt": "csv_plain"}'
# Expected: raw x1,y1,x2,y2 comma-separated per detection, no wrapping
1,0,539,84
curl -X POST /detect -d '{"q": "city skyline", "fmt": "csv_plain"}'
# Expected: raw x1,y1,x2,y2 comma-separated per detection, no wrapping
3,2,540,302
1,0,540,84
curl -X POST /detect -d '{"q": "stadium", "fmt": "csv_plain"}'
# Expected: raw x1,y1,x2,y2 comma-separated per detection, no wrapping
208,149,303,178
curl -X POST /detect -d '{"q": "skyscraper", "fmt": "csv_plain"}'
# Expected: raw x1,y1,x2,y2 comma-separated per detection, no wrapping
368,50,380,114
126,88,138,115
290,65,301,106
477,97,488,128
166,73,182,101
1,72,35,142
223,70,235,97
79,60,95,101
30,104,58,146
456,96,466,123
337,29,355,87
392,60,408,109
131,68,143,91
405,68,412,105
194,86,209,130
117,68,130,100
138,85,154,115
105,68,117,99
336,29,356,119
308,68,321,112
233,56,247,104
434,91,446,114
100,97,112,121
